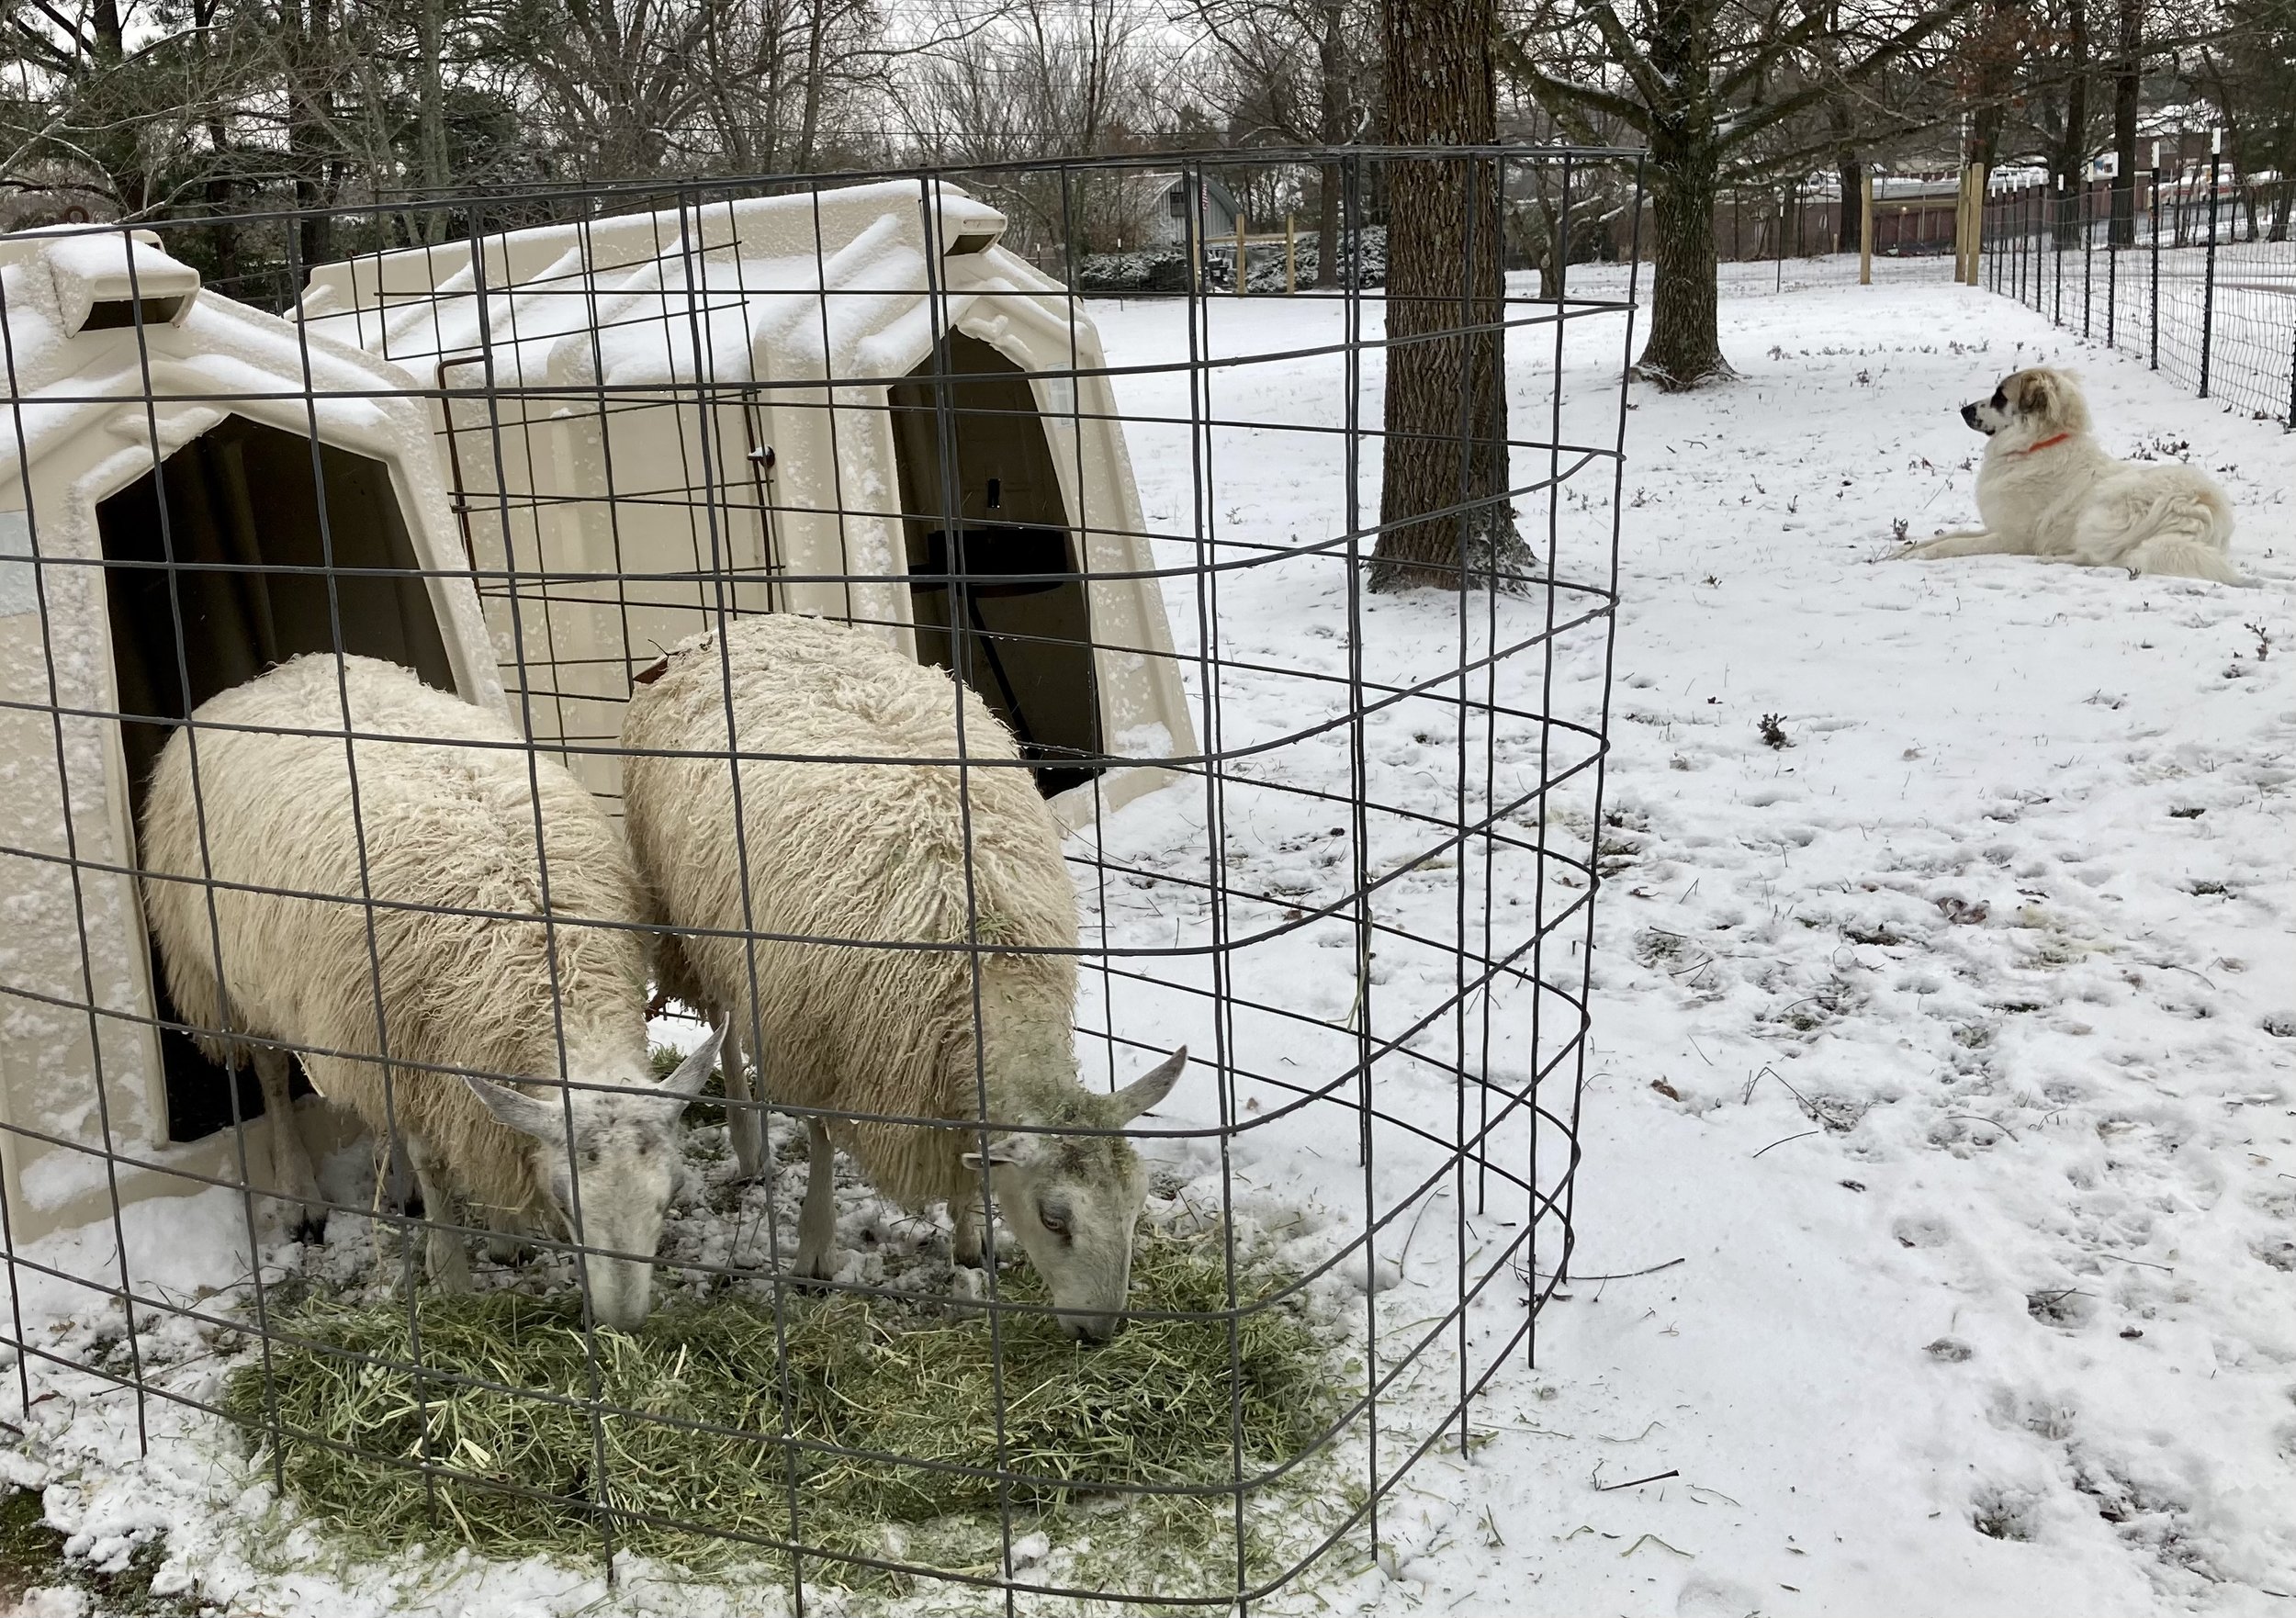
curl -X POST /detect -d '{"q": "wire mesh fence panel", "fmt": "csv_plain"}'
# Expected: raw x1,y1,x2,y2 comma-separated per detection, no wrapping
1982,171,2296,430
0,146,1640,1611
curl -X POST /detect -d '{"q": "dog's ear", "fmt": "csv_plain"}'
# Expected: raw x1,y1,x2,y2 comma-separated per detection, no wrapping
2010,369,2060,422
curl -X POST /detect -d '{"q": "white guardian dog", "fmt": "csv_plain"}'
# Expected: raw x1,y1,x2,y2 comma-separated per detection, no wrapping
1897,366,2244,584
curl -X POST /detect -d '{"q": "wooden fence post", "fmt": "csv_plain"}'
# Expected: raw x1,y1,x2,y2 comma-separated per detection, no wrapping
1235,212,1247,296
1285,213,1296,294
1954,165,1973,283
1859,171,1874,284
1971,164,1987,284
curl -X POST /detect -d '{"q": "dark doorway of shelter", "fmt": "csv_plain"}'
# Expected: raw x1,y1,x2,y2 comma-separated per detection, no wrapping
98,413,457,1143
889,333,1104,798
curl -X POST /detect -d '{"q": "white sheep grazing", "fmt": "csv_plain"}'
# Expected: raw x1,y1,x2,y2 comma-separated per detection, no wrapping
140,653,720,1329
621,613,1186,1343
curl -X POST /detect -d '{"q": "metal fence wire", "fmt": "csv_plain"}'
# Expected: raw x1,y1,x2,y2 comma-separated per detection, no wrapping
0,146,1640,1611
1982,165,2296,431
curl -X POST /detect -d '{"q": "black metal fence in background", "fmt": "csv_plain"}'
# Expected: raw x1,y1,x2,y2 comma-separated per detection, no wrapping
1983,166,2296,431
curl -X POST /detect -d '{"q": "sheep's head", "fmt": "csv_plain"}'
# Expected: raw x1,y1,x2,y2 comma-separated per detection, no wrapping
964,1047,1187,1344
465,1027,722,1331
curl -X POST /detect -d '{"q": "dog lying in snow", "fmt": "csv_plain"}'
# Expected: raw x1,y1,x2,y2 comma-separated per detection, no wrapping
1896,366,2244,584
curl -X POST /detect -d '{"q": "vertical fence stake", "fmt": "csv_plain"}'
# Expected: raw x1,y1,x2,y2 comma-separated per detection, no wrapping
2052,185,2065,325
1285,212,1296,295
2200,140,2220,398
1235,209,1248,297
2106,226,2116,349
2081,176,2093,338
2149,163,2160,369
1972,164,1987,286
1859,170,1873,286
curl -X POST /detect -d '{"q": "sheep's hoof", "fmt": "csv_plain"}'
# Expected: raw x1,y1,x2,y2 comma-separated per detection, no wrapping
268,1194,328,1245
790,1249,836,1293
484,1235,532,1266
946,1264,987,1318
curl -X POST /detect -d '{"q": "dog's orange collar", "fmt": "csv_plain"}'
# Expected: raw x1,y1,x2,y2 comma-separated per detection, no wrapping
2017,432,2074,455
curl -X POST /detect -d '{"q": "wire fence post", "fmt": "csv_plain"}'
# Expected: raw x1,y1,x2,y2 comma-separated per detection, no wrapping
2200,138,2220,399
2052,184,2065,326
2149,162,2161,370
2080,177,2093,338
2105,215,2117,349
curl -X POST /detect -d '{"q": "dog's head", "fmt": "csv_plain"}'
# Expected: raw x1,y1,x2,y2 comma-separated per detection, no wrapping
1961,367,2089,439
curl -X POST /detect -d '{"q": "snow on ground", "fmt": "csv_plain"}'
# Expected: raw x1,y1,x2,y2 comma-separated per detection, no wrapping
4,259,2290,1616
1088,260,2296,1614
1310,265,2293,1616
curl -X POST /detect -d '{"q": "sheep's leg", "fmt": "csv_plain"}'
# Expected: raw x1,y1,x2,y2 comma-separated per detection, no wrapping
722,1023,764,1181
793,1118,837,1282
948,1200,987,1310
482,1205,531,1267
407,1141,472,1294
370,1132,411,1281
951,1199,984,1268
251,1046,325,1243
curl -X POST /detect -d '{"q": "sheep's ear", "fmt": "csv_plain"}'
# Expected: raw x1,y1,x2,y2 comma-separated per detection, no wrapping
961,1139,1024,1172
465,1076,568,1142
656,1026,725,1101
1110,1047,1187,1122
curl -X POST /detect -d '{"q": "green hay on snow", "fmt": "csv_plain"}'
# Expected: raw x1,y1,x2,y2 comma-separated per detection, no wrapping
220,1231,1344,1594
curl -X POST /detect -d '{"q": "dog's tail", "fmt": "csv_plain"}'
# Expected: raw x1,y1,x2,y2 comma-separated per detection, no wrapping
2125,486,2248,585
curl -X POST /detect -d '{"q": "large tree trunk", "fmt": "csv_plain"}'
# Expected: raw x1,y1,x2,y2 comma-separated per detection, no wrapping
1372,0,1524,591
1635,136,1732,388
2049,0,2089,249
2110,0,2140,245
1836,153,1863,253
287,0,338,268
1314,0,1346,288
417,0,450,239
1630,0,1730,389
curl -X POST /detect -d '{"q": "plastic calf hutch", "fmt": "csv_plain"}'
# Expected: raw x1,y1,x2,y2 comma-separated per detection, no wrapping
0,228,501,1242
298,179,1197,822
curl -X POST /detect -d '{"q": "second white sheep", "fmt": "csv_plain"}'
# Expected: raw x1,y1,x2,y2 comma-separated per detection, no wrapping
621,614,1185,1343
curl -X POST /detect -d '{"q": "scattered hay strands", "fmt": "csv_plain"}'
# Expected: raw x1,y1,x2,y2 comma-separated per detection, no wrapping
219,1230,1349,1595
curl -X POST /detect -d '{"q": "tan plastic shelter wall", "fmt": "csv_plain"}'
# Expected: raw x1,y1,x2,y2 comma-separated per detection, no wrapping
298,180,1196,827
0,229,503,1243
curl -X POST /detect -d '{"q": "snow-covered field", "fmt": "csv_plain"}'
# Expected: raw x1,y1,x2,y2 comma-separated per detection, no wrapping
4,260,2290,1616
1423,269,2296,1616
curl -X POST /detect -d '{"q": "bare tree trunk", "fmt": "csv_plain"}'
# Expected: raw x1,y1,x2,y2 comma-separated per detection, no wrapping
2110,0,2140,244
1637,134,1730,388
1372,0,1525,590
418,0,450,232
1314,0,1345,287
1836,153,1863,252
799,0,828,169
2049,0,2089,248
1628,0,1731,388
287,0,337,267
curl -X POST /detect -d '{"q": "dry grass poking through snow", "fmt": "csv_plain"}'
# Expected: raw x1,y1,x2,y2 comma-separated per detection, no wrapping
219,1229,1347,1595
